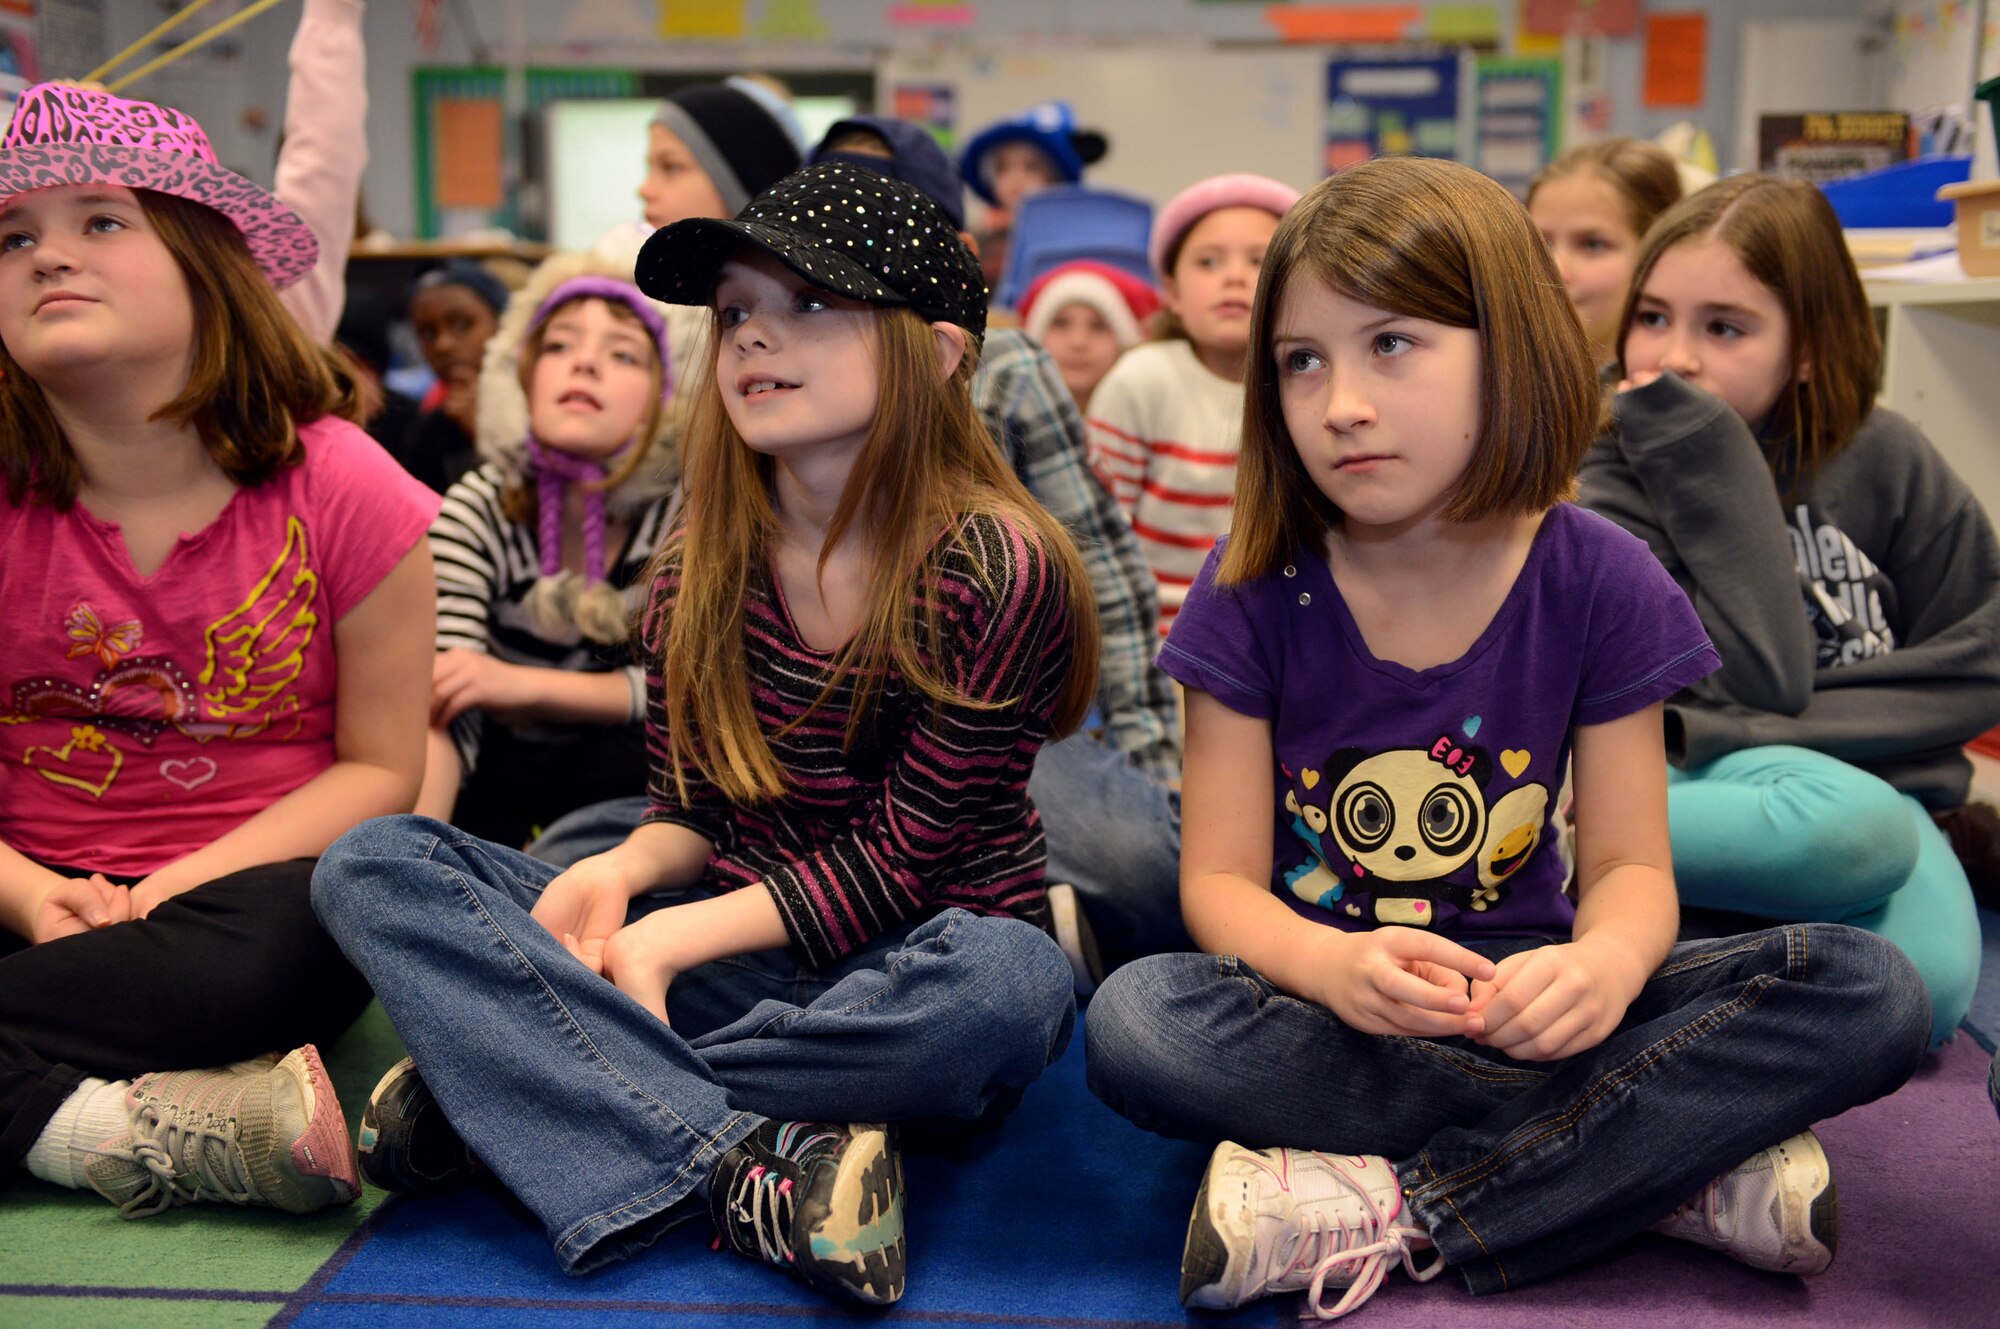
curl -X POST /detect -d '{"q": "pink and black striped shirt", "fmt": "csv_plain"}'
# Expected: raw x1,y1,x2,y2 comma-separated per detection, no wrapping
639,510,1075,969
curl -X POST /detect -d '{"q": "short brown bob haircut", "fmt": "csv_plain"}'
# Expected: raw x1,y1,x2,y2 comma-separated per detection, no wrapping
1615,174,1879,485
1222,155,1603,585
0,188,360,510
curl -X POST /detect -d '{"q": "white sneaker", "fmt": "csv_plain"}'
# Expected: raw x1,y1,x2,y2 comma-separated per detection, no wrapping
1045,883,1103,997
1654,1129,1838,1275
1181,1142,1443,1319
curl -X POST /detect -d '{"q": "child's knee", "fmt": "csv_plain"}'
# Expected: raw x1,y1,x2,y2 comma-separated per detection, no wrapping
1771,776,1919,901
311,814,451,918
1800,923,1932,1068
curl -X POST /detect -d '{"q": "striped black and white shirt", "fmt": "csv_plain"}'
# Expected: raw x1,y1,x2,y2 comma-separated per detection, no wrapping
430,462,672,772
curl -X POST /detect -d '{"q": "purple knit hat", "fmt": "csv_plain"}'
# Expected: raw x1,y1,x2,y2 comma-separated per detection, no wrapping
0,83,318,289
522,275,677,587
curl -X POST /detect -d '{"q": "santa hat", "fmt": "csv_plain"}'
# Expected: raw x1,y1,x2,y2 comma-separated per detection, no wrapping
1020,261,1162,349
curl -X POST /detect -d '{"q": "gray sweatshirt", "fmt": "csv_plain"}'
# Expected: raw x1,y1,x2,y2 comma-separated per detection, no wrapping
1578,371,2000,808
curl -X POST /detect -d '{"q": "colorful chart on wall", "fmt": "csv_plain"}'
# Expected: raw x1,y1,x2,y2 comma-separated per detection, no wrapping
892,82,957,149
413,66,636,240
1473,55,1560,198
1324,54,1461,173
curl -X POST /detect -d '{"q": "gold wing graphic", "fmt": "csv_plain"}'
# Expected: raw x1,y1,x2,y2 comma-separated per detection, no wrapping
196,516,320,739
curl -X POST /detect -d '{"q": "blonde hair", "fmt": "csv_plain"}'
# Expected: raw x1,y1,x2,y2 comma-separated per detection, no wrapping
1528,138,1684,241
0,189,360,509
1224,156,1603,585
646,306,1099,805
1617,174,1878,484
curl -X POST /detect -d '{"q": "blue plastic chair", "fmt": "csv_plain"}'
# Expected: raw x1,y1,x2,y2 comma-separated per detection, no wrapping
996,185,1154,310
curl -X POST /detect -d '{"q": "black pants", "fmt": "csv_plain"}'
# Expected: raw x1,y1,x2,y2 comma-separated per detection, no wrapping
452,724,649,851
0,859,372,1178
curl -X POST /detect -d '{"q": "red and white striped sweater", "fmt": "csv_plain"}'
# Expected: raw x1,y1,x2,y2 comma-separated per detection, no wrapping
1086,340,1246,632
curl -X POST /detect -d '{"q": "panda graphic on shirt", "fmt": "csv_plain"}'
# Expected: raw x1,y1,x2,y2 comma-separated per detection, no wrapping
1281,732,1551,930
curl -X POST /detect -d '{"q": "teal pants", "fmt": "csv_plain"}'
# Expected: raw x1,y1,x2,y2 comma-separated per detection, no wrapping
1667,745,1976,1050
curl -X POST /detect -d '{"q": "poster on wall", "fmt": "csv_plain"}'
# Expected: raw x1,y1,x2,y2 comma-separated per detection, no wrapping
891,82,956,150
1324,54,1461,173
1474,56,1559,197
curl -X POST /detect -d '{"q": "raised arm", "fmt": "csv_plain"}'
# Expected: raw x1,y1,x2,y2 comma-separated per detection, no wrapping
274,0,368,345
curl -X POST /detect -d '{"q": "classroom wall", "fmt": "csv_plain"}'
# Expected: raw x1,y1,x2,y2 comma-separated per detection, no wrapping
74,0,1952,242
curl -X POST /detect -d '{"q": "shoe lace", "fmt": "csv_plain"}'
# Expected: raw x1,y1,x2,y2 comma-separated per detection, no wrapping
1302,1220,1445,1319
725,1163,798,1266
95,1100,261,1219
1661,1175,1725,1238
1250,1151,1443,1320
720,1125,843,1268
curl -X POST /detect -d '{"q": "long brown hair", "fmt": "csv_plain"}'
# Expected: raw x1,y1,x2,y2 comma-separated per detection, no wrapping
1224,156,1603,585
0,189,360,509
649,307,1099,805
1616,174,1878,484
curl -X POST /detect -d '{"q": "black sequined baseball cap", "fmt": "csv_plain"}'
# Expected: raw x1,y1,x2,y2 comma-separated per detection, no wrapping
635,161,987,340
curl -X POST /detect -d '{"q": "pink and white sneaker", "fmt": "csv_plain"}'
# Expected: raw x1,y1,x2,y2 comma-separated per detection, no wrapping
1181,1142,1443,1319
84,1044,359,1219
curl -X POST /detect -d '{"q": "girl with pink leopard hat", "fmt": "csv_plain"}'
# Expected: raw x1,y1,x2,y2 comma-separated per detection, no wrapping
1085,173,1300,633
0,84,439,1220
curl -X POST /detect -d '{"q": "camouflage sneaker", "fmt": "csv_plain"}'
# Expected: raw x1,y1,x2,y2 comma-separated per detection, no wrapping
709,1120,906,1304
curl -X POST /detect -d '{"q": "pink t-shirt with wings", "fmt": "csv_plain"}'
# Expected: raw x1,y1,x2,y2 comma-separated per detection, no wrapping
0,418,438,876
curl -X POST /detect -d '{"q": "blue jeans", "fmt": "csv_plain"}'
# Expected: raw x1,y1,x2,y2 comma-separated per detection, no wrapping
1085,925,1928,1296
528,732,1191,971
312,815,1075,1275
1029,732,1188,967
1667,745,1978,1048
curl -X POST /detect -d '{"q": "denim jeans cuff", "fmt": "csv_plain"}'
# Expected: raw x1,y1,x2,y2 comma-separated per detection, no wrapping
1394,1153,1508,1297
554,1110,762,1275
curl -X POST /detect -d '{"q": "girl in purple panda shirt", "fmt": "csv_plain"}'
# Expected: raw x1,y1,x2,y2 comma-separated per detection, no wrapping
1084,156,1930,1320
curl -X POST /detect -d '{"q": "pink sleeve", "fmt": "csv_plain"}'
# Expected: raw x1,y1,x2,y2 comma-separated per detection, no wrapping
274,0,366,346
300,418,442,619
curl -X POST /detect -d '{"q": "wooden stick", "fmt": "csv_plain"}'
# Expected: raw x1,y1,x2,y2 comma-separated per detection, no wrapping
82,0,222,84
104,0,299,96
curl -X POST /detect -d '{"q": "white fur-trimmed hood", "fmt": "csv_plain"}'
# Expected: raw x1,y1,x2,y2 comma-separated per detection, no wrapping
473,227,712,517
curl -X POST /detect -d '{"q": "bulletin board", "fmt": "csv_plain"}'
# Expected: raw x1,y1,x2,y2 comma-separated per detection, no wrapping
1473,56,1562,197
413,66,636,240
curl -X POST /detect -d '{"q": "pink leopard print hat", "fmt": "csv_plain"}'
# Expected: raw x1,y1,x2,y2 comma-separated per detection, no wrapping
0,83,317,289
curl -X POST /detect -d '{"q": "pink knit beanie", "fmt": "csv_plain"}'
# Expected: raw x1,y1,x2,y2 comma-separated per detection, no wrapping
1149,174,1302,279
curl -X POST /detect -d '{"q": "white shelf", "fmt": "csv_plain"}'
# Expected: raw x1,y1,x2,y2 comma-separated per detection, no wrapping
1865,277,2000,521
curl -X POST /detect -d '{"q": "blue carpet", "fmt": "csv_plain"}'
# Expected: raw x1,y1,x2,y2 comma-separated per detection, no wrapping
284,1013,1255,1328
272,1022,2000,1329
256,908,2000,1328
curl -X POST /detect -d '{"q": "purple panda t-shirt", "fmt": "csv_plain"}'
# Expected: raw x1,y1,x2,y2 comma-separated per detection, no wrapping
1159,503,1719,939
